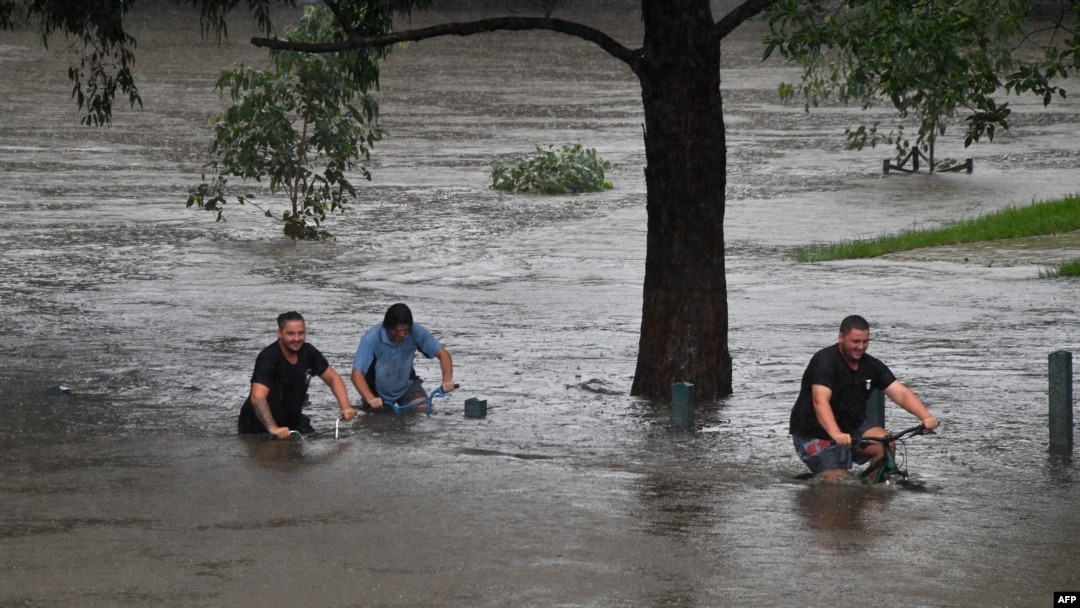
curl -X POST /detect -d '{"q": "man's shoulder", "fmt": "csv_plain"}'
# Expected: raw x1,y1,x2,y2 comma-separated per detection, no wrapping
810,343,841,363
410,322,433,339
256,341,282,361
409,323,442,353
252,342,284,382
804,344,843,385
353,324,381,352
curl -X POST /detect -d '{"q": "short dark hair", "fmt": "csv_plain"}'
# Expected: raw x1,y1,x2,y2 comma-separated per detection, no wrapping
383,303,413,329
839,314,870,335
277,310,305,329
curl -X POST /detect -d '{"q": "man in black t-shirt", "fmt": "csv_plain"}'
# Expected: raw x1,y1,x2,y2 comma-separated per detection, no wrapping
789,315,939,480
238,311,356,439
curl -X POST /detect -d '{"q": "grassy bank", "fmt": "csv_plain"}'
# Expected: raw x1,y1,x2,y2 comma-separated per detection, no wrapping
1042,258,1080,278
1061,259,1080,277
794,194,1080,263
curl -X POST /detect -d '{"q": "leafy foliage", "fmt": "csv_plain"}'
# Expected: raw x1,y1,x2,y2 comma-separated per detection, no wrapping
187,6,385,239
1003,2,1080,105
765,0,1040,170
491,144,613,194
0,0,141,126
0,0,298,126
180,0,287,42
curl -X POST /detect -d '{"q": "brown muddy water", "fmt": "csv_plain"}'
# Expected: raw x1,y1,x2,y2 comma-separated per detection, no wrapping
1,5,1079,607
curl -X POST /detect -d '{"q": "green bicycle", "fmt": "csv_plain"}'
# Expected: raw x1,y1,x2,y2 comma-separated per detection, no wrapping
855,424,935,485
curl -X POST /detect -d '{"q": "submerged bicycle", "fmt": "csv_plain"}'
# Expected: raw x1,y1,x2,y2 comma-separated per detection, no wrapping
383,383,459,416
328,384,460,439
283,385,461,441
854,424,935,485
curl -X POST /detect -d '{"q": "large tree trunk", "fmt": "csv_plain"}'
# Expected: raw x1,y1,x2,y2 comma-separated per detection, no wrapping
630,0,732,401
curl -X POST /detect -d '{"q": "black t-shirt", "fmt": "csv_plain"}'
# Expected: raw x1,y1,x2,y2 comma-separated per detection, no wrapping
788,343,897,439
238,341,330,433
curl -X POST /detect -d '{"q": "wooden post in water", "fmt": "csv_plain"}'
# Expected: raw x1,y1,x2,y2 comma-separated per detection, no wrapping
1049,350,1073,454
866,389,885,428
671,382,695,429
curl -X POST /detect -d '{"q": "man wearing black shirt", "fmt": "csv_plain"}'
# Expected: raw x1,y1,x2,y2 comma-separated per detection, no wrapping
238,311,356,439
789,315,939,480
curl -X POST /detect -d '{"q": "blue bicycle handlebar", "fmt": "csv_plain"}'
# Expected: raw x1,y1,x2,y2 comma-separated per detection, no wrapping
387,383,460,416
326,384,463,438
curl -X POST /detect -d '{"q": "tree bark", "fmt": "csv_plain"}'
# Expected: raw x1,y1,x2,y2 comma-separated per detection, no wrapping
630,0,732,401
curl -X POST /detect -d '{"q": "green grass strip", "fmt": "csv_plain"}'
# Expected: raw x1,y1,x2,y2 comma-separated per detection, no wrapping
794,194,1080,262
1059,258,1080,276
1043,258,1080,278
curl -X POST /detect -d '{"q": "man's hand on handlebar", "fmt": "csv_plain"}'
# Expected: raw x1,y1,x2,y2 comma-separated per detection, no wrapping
268,425,292,440
831,432,852,446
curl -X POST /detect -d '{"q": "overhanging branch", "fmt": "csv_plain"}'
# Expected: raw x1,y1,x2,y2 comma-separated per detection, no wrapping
715,0,774,39
252,16,642,72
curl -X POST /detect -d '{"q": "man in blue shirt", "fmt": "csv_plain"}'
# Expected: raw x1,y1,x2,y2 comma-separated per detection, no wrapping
351,303,455,412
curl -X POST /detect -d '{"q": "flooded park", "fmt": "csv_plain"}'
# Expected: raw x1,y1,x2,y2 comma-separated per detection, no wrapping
1,2,1079,606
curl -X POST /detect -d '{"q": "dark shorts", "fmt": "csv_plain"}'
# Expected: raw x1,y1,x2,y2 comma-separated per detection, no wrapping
792,418,877,474
361,378,427,411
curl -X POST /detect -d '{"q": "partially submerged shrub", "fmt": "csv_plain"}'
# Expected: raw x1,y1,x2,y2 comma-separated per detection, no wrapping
491,144,613,194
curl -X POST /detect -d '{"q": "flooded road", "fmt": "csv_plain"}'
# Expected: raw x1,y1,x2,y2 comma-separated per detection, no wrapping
2,5,1079,606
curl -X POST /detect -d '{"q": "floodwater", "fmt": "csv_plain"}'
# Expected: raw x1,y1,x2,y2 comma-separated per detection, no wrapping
2,5,1079,607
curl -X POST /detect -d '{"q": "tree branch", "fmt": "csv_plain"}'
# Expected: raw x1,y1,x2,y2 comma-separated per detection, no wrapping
251,16,642,73
715,0,774,39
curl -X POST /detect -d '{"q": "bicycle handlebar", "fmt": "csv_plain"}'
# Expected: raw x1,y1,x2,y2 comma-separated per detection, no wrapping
855,424,934,447
387,383,460,415
428,383,461,399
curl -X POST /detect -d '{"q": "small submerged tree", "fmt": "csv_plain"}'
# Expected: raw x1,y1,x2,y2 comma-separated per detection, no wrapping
187,5,386,239
491,144,613,194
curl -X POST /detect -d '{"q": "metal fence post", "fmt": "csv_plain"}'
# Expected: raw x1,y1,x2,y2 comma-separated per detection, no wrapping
1049,350,1073,454
671,382,695,429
